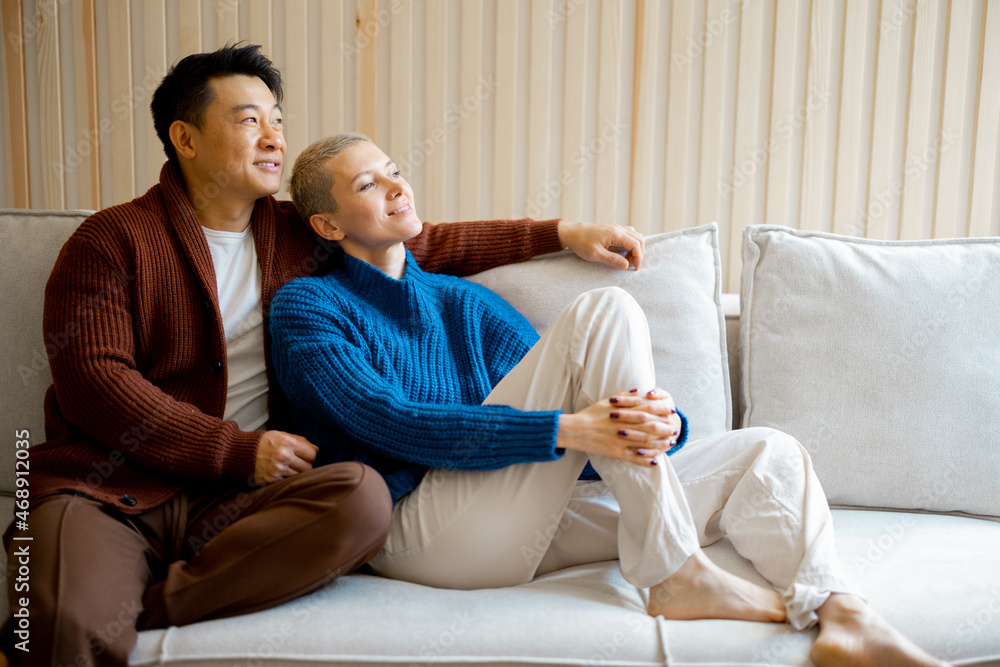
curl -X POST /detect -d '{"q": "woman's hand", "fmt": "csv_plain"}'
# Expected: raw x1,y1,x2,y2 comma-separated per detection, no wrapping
558,221,644,270
556,391,680,466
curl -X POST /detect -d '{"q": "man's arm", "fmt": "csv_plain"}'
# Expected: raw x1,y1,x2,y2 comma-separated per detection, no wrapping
405,219,645,276
44,233,260,483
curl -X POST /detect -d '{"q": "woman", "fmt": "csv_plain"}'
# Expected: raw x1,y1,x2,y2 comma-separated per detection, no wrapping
269,133,943,667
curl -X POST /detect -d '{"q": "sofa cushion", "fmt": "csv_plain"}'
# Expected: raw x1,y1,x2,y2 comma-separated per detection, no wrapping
468,223,731,442
128,509,1000,666
740,225,1000,517
0,209,92,495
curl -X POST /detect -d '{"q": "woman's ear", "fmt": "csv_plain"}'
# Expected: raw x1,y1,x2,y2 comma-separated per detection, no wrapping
309,213,345,241
169,120,197,160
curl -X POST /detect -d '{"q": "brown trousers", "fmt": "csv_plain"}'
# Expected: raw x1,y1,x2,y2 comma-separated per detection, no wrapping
1,462,391,666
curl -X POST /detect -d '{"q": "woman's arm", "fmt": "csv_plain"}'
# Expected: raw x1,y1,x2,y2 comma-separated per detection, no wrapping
269,280,562,471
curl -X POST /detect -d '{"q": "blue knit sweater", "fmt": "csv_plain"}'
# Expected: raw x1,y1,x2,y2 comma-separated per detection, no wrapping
270,250,686,503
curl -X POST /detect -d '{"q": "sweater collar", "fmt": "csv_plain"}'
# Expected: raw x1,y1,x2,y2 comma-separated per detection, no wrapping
157,161,278,307
339,250,436,326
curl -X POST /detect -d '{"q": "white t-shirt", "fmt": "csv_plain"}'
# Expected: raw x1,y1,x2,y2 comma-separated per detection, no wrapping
202,225,269,431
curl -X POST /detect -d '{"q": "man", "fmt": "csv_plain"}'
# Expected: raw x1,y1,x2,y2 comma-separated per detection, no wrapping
0,44,642,666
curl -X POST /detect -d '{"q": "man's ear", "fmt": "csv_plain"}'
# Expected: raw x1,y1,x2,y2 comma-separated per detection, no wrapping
309,213,345,241
169,120,197,160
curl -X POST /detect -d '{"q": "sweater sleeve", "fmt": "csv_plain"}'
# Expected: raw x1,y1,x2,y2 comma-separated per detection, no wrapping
270,281,562,471
43,234,260,483
404,219,563,276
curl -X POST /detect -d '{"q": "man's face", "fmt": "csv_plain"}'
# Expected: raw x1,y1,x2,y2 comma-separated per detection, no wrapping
182,74,285,204
324,141,422,255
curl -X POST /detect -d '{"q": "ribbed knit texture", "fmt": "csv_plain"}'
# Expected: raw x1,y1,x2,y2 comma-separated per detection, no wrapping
33,161,563,514
270,251,564,503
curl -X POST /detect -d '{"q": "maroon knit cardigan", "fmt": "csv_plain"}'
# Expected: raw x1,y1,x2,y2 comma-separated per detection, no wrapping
33,162,562,514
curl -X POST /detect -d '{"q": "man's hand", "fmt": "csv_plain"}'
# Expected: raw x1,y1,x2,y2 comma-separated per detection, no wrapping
558,221,644,270
254,430,319,485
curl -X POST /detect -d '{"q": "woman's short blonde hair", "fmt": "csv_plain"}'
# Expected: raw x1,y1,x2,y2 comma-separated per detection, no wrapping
289,132,371,221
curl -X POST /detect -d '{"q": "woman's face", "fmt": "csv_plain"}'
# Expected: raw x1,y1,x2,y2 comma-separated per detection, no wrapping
325,141,423,253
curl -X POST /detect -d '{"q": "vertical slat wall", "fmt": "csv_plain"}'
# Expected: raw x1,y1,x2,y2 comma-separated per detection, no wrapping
4,0,1000,290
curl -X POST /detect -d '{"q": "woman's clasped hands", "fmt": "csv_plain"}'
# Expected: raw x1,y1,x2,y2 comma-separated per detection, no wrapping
556,388,682,466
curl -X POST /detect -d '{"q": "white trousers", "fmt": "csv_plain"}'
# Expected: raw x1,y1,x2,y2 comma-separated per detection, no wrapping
369,287,859,629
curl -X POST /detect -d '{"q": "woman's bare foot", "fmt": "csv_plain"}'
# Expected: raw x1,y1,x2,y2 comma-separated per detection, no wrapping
647,550,786,622
812,594,947,667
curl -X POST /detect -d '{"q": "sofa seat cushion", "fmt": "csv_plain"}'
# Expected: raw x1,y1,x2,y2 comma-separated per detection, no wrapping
129,509,1000,666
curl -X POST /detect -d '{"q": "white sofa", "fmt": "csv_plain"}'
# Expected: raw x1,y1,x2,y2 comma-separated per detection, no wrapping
2,209,999,666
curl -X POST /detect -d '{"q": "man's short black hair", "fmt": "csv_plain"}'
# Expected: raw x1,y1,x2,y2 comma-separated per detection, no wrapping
150,43,283,165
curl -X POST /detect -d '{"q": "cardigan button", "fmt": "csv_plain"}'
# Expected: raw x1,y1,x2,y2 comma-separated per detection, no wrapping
210,360,223,376
120,495,137,507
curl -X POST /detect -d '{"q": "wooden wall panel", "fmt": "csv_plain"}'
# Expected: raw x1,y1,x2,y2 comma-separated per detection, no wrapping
457,0,484,221
969,1,1000,237
798,0,842,234
492,0,518,219
143,0,167,190
357,0,379,142
561,0,589,222
725,0,773,292
4,0,31,207
934,1,982,239
5,0,998,286
422,0,447,222
832,0,878,238
898,0,947,240
36,0,65,209
594,0,622,227
106,0,135,205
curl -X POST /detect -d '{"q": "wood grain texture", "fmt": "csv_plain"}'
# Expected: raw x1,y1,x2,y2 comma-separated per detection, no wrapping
106,0,135,205
4,0,31,207
36,0,65,208
933,0,982,239
357,0,378,142
143,0,167,190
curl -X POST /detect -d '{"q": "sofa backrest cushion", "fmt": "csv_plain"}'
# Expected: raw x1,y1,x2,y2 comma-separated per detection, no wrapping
468,223,731,442
740,225,1000,518
0,209,92,494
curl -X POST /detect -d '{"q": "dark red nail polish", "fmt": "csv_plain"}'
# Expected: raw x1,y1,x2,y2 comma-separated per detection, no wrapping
610,397,619,404
629,388,638,393
650,460,659,466
610,412,620,419
618,429,628,436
